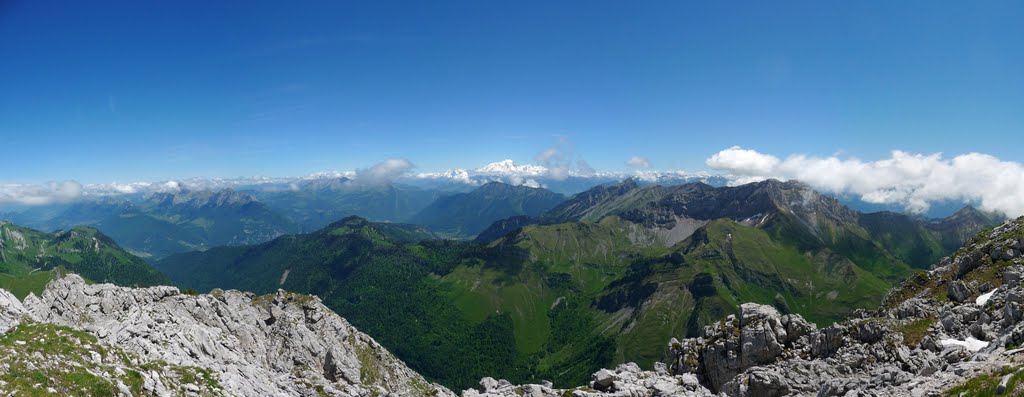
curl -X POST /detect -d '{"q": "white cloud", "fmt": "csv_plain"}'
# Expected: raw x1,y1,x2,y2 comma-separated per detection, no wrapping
0,181,83,205
353,158,415,185
706,147,1024,216
534,136,592,181
625,156,652,168
576,160,596,177
534,147,560,163
706,146,780,176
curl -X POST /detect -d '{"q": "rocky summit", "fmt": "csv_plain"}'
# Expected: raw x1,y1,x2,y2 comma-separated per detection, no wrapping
0,274,452,397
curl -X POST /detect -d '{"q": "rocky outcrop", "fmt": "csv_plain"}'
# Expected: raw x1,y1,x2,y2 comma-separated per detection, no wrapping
462,362,714,397
1,274,453,397
0,287,28,333
659,217,1024,396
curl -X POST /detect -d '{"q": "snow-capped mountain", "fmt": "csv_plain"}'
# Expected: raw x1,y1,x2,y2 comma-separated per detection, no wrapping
474,159,548,176
403,159,730,194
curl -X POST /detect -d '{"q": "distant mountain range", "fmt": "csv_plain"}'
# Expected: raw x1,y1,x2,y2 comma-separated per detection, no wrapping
0,189,297,259
0,179,596,258
151,179,1003,390
1,171,1002,260
248,177,444,232
407,182,566,238
407,159,730,195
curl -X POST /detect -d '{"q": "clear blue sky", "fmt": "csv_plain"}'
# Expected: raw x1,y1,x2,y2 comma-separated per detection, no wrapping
1,1,1022,183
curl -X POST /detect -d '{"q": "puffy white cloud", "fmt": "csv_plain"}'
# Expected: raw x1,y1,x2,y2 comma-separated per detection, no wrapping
534,137,596,181
0,181,83,205
414,168,476,185
534,147,560,163
706,146,780,176
353,158,415,185
535,139,570,181
705,147,1024,216
625,156,652,168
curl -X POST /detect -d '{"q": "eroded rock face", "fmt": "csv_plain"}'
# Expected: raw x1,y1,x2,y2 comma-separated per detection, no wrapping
6,274,453,397
0,288,27,334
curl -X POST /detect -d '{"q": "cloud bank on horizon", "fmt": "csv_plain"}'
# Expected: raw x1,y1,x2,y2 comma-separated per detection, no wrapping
0,181,82,206
4,148,1024,218
352,158,415,185
706,146,1024,217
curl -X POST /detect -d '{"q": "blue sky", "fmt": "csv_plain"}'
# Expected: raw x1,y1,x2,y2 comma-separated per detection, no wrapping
1,1,1022,184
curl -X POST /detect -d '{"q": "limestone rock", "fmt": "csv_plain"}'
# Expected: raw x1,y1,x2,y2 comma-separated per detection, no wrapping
7,274,453,397
948,280,972,303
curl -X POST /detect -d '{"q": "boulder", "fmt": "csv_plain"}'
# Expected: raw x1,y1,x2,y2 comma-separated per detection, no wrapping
1004,268,1022,287
592,369,614,391
948,280,972,303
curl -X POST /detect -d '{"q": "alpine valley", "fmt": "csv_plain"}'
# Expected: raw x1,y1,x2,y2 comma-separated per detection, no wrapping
0,175,1020,396
144,178,1001,390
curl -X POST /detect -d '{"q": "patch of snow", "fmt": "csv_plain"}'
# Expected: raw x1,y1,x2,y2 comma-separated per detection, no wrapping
940,337,989,352
977,289,997,306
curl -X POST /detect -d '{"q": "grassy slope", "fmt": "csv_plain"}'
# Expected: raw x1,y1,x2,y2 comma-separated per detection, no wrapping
597,219,892,367
95,210,204,259
157,218,530,390
152,211,966,390
0,322,223,396
443,217,667,353
0,271,54,300
0,223,169,299
858,211,947,268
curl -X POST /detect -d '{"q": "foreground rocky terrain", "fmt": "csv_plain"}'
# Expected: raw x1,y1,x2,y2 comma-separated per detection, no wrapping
464,216,1024,396
0,274,452,396
2,217,1023,396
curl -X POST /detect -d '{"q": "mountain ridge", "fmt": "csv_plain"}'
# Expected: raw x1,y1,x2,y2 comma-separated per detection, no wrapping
152,179,1001,389
0,220,168,298
409,182,565,238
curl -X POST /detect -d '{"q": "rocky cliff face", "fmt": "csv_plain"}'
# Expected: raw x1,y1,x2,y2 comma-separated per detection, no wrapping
462,216,1024,396
0,274,453,397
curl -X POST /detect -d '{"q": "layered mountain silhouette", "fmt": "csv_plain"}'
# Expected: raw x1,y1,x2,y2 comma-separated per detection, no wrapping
153,179,1001,389
408,182,565,238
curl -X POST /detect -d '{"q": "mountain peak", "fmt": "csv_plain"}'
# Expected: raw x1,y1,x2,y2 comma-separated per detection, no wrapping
147,188,257,208
477,181,540,192
299,176,353,191
752,178,811,192
475,159,547,175
946,205,996,222
937,204,1005,232
326,215,371,229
